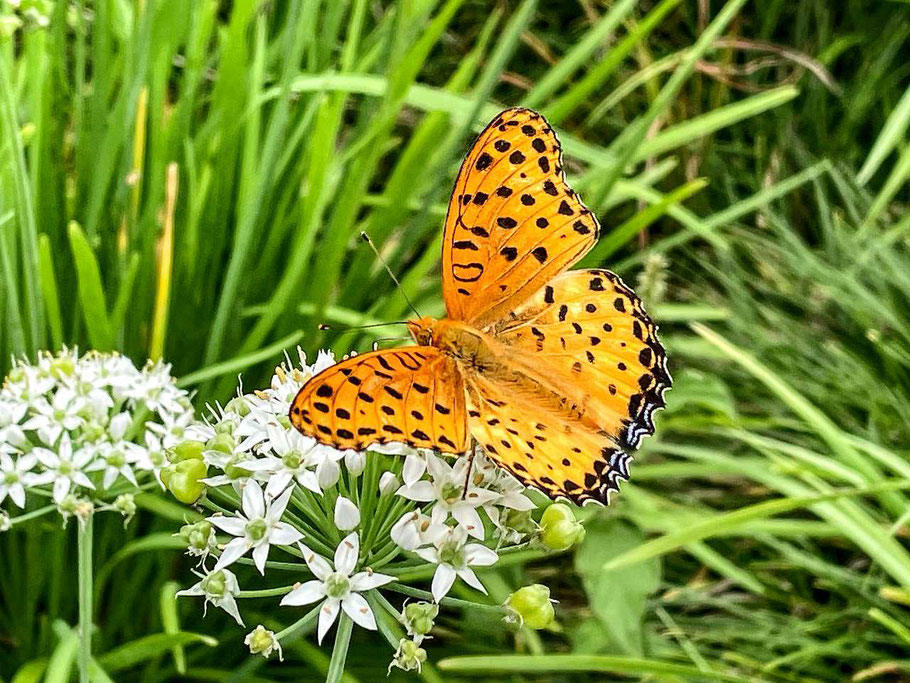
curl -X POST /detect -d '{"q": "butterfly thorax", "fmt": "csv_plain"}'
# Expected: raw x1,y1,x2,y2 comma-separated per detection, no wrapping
408,317,499,373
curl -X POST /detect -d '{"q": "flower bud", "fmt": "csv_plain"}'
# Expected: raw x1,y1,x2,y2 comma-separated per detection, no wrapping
390,638,427,673
205,433,235,456
345,450,366,477
169,440,205,463
114,493,136,525
333,496,360,531
539,503,585,551
244,625,283,661
379,471,400,496
162,458,208,504
401,601,438,639
0,510,10,532
179,520,216,556
224,396,250,417
506,584,556,630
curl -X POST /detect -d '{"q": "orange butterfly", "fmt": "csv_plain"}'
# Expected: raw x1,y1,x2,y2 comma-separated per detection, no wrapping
289,108,671,505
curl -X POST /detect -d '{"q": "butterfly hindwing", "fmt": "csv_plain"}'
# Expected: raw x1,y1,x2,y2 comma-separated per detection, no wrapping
494,269,671,451
442,108,599,328
289,348,469,453
465,372,632,505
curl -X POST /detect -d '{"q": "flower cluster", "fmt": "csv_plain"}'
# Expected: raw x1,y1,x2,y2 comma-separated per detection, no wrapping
0,349,194,524
172,348,579,669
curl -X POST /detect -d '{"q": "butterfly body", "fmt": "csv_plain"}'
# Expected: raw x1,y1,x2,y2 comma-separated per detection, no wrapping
290,108,671,505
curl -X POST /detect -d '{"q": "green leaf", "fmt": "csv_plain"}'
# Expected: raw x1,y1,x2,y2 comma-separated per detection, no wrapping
574,519,661,655
96,632,217,673
437,654,753,681
37,234,64,349
67,221,113,350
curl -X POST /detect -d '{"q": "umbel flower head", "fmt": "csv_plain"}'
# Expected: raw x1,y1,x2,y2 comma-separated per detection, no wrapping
0,349,194,522
173,347,570,670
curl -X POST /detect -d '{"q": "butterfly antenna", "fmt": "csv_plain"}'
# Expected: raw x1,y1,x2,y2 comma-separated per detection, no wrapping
360,231,422,318
318,321,408,334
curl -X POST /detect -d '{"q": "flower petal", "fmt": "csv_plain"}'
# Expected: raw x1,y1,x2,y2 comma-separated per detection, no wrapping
269,522,303,546
431,564,457,602
268,484,295,520
280,580,325,607
317,598,340,644
456,567,487,594
396,481,435,502
452,504,485,540
341,592,376,631
209,515,247,537
464,543,498,567
350,571,394,592
300,543,332,581
214,537,249,571
252,541,270,575
334,532,359,576
242,479,265,519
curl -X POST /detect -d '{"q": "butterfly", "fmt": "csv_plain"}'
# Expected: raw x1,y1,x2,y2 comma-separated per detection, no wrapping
289,107,671,505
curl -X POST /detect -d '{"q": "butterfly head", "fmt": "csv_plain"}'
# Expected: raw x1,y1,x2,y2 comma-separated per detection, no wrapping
407,317,437,347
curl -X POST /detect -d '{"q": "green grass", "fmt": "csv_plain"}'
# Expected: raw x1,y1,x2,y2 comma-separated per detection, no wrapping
1,0,909,680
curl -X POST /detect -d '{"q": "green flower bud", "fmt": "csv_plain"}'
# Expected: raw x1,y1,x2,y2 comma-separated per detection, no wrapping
179,520,214,554
201,570,227,598
391,638,427,673
539,503,585,551
163,458,208,504
215,420,235,435
223,455,252,481
502,508,536,535
506,584,556,630
114,493,136,519
169,440,205,463
224,397,250,417
401,601,438,638
205,433,235,455
245,625,282,660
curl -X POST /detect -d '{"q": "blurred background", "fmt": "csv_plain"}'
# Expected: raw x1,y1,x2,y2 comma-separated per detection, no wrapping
2,0,910,680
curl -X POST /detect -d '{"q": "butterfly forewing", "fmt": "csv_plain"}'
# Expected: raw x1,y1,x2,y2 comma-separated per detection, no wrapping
442,108,599,328
495,269,671,451
289,348,469,453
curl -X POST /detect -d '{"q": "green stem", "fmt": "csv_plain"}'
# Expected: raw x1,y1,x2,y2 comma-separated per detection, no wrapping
325,613,354,683
276,603,322,641
77,512,94,683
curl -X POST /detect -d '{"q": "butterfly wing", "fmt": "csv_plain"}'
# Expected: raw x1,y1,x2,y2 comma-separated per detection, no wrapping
494,269,671,452
442,108,599,328
289,348,468,453
465,372,632,506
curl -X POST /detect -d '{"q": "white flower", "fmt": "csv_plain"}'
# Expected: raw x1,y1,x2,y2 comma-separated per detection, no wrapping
210,480,303,574
31,434,96,503
334,497,360,531
416,525,498,602
397,453,498,539
86,440,141,489
236,425,321,497
21,388,86,445
0,399,27,448
0,452,37,508
133,431,169,487
145,409,195,448
281,532,393,643
390,509,444,551
177,566,244,626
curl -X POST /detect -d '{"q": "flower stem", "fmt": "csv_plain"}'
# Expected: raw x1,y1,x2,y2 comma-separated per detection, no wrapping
77,511,94,683
325,613,353,683
7,504,56,526
276,603,322,641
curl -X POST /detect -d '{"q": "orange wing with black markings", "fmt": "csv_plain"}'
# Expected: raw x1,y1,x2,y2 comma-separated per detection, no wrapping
289,348,468,453
442,108,599,328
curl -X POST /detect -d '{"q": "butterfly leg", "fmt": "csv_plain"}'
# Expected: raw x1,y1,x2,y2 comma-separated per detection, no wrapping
460,441,478,499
